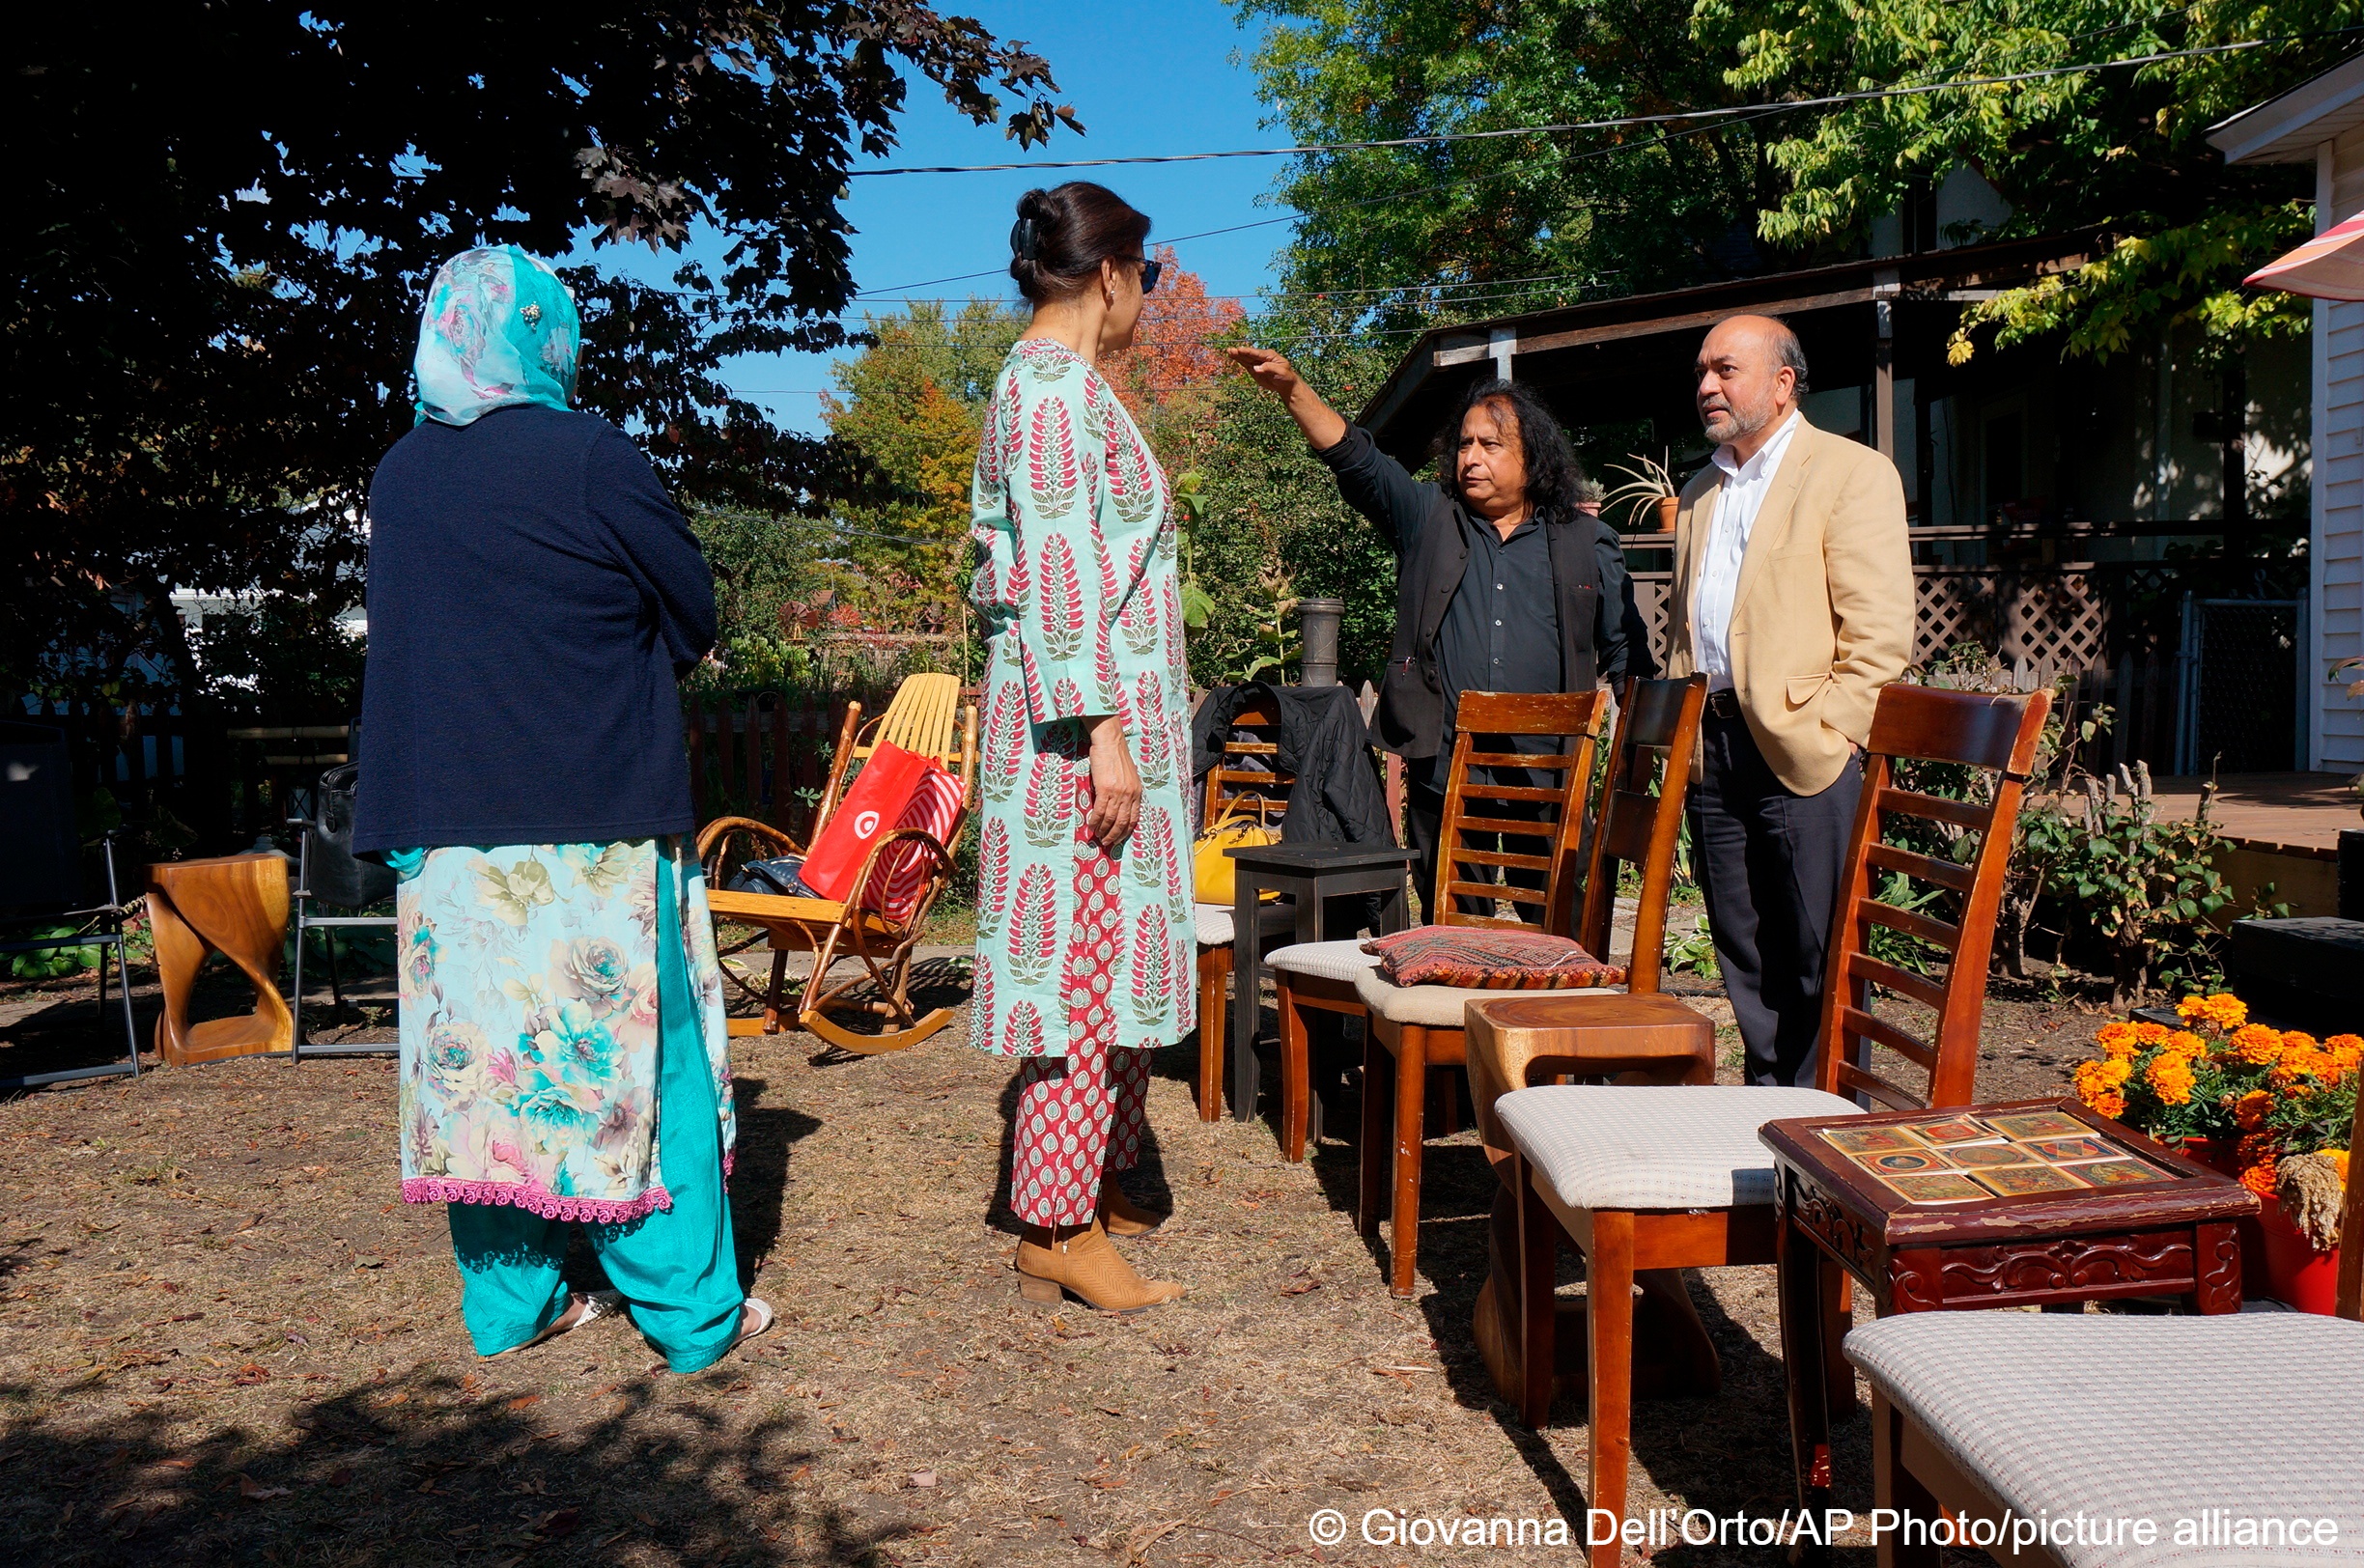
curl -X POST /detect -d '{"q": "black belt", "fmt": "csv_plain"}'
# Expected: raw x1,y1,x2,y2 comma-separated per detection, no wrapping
1704,686,1745,719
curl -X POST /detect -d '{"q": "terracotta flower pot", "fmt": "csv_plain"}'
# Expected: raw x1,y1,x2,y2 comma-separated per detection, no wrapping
1653,494,1679,532
2257,1192,2344,1315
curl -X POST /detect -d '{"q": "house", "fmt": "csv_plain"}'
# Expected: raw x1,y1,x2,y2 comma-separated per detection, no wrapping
1353,210,2313,771
2211,51,2364,776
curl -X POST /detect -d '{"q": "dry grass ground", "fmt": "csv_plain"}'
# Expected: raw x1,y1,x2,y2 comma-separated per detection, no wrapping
0,951,2105,1567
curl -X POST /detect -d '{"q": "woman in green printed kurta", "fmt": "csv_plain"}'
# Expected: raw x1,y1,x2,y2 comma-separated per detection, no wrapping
970,183,1195,1314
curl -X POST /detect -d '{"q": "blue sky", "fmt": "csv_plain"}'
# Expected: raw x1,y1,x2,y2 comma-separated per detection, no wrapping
576,2,1290,435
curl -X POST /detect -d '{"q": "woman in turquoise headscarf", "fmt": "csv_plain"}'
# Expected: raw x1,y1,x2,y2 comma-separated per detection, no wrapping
356,244,771,1369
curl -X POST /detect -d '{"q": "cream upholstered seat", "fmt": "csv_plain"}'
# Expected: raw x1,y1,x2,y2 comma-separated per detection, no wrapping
1266,938,1381,984
1194,903,1235,946
1495,1084,1859,1212
1353,968,1618,1031
1846,1311,2364,1565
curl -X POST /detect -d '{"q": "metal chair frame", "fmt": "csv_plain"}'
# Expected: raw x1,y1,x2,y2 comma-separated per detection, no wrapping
0,827,142,1091
285,816,398,1061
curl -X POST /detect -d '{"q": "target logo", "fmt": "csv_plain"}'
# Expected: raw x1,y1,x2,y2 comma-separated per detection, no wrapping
854,810,882,837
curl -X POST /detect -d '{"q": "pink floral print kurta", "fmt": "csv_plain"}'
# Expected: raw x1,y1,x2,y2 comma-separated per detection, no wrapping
968,337,1196,1060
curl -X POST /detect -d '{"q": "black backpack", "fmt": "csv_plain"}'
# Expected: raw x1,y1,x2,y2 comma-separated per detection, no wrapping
308,761,398,909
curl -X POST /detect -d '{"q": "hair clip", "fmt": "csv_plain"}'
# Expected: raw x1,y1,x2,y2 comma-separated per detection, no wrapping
1009,216,1040,262
521,303,543,325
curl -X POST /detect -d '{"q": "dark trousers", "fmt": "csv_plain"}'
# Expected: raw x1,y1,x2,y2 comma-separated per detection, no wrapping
1402,781,1551,924
1686,712,1863,1087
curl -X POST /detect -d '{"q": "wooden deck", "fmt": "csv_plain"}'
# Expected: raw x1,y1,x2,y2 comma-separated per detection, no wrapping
2148,772,2357,854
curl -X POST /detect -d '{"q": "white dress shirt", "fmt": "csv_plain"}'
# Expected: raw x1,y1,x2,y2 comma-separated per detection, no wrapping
1692,410,1803,691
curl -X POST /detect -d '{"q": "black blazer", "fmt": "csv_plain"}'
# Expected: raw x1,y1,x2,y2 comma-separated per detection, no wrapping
1314,425,1650,759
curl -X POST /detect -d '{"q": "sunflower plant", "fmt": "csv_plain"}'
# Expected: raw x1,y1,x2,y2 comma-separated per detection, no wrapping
2071,993,2359,1197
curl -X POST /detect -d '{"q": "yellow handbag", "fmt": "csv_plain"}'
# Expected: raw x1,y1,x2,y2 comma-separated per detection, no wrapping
1194,796,1280,906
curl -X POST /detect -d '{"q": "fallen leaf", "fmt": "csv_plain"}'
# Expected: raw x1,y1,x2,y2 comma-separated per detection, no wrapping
506,1394,540,1412
159,1458,194,1470
1280,1275,1320,1296
909,1470,938,1488
1098,1404,1125,1417
231,1363,270,1386
238,1473,290,1500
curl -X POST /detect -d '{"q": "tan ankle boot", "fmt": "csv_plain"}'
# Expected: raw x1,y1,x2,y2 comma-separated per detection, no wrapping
1016,1221,1186,1313
1099,1182,1166,1237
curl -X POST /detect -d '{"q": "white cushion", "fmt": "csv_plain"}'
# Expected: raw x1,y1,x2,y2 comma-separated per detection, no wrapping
1353,967,1616,1028
1266,939,1381,982
1194,903,1233,946
1494,1084,1860,1210
1847,1312,2364,1566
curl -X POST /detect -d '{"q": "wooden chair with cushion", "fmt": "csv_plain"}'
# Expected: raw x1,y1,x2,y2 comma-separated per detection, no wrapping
1847,1082,2364,1568
698,675,976,1053
1326,689,1611,1297
1460,675,1708,1398
1194,700,1302,1120
1493,682,2049,1566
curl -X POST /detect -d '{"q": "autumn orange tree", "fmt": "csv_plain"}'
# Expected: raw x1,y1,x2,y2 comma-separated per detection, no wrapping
1102,246,1248,473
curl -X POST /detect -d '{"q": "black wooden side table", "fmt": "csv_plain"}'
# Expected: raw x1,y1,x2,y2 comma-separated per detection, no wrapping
1224,842,1414,1123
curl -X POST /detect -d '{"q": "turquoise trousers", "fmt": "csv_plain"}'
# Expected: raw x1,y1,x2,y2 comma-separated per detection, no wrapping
445,857,745,1371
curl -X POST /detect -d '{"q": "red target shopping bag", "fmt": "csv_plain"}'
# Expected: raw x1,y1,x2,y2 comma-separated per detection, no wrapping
797,742,956,910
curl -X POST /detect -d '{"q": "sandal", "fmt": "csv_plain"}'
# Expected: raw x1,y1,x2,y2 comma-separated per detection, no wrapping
726,1297,774,1354
497,1289,623,1357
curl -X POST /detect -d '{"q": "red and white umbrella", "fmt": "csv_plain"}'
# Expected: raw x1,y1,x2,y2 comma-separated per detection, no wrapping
2247,210,2364,300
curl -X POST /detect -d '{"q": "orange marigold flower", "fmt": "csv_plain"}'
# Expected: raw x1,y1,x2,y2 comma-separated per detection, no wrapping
2100,1035,2140,1061
2096,1022,2139,1050
2229,1024,2287,1066
2240,1162,2278,1197
2329,1150,2351,1183
2097,1058,2131,1089
2165,1030,2209,1058
2133,1021,2171,1046
2271,1049,2333,1090
2177,994,2209,1022
2145,1054,2195,1106
2329,1043,2362,1080
2203,994,2249,1029
2281,1031,2320,1053
2234,1090,2272,1131
2090,1091,2127,1120
2325,1034,2362,1053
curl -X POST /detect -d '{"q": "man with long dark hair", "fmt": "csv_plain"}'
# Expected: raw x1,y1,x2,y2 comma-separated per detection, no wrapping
1229,348,1651,913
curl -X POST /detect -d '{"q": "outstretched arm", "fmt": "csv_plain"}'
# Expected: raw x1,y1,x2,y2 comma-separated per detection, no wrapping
1226,346,1429,553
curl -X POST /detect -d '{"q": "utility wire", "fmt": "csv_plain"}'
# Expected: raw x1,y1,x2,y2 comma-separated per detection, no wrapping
848,29,2356,176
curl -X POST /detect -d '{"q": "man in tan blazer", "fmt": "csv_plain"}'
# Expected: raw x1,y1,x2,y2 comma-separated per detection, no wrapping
1666,314,1912,1085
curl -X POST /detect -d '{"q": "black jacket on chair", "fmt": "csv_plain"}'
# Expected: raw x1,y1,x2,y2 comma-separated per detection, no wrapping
1312,424,1651,761
1189,683,1393,849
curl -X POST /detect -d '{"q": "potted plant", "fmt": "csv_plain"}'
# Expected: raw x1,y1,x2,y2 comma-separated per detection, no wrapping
1602,452,1680,532
2072,993,2358,1311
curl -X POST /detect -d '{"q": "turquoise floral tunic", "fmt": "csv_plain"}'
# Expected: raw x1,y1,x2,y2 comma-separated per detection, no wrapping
395,837,731,1221
968,338,1196,1059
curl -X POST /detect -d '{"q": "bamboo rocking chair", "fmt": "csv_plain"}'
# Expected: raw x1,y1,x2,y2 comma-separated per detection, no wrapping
697,674,977,1054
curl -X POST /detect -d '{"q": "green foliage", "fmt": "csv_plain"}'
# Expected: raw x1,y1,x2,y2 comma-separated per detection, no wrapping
1192,334,1398,686
10,926,99,980
1694,0,2351,363
2068,770,2234,1003
188,595,369,719
1665,913,1721,980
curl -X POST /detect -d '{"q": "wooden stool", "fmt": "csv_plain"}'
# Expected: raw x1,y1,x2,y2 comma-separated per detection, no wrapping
147,854,291,1065
1466,992,1719,1407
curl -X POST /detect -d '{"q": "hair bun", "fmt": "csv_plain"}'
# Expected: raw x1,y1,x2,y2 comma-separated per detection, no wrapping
1005,182,1152,306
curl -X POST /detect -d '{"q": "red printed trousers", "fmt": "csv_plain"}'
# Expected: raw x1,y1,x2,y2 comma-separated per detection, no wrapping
1007,799,1150,1226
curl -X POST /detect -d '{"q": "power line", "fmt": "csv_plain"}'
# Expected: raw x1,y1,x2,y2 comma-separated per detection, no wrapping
854,104,1786,298
848,30,2355,176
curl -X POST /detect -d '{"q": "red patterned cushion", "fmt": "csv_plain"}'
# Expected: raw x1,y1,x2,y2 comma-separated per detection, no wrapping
1360,926,1624,990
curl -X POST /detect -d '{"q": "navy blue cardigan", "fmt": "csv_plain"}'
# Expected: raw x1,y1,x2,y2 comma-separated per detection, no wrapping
354,406,717,854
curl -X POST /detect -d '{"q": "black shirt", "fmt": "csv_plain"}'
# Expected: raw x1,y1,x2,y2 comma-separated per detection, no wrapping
1425,513,1561,790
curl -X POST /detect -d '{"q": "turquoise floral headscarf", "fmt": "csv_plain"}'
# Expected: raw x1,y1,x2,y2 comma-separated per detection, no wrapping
412,244,580,427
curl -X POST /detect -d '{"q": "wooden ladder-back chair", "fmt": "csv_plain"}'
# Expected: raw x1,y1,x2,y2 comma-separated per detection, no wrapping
699,676,977,1053
1347,688,1610,1298
1193,700,1301,1120
1848,1085,2364,1568
1460,676,1708,1401
1493,683,2049,1566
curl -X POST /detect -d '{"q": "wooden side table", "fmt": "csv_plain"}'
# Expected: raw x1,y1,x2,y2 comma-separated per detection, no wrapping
147,854,292,1065
1761,1097,2258,1537
1224,842,1413,1123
